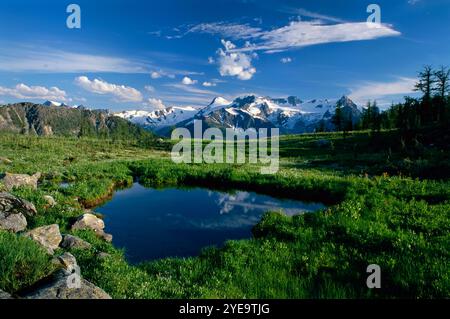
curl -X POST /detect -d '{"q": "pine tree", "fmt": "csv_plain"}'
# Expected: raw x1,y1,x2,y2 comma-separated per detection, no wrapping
434,66,450,99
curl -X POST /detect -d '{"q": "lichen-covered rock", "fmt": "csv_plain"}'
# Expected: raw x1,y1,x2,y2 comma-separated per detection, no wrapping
1,172,41,191
0,192,37,232
71,213,105,232
24,224,62,254
24,254,111,299
0,212,27,233
60,234,91,250
0,192,37,216
57,252,78,272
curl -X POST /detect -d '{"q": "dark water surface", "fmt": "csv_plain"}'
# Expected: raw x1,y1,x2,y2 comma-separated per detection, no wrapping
95,183,326,263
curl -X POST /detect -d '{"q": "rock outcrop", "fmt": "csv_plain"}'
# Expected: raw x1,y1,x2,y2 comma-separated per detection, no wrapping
1,172,41,191
71,213,113,242
0,192,37,232
24,224,62,254
23,253,111,299
60,234,91,250
0,192,37,216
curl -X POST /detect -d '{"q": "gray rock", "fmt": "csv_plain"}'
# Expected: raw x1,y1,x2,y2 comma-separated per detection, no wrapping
0,289,12,299
0,212,27,233
60,234,91,250
1,172,41,191
25,274,112,299
24,224,63,254
71,213,105,233
43,195,57,207
0,192,37,216
24,255,111,299
0,192,37,232
57,252,78,272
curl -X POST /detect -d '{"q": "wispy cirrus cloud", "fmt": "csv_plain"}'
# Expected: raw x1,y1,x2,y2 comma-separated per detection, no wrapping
0,83,68,101
0,46,147,74
349,77,417,105
230,21,401,53
187,22,263,40
279,7,347,23
187,19,400,54
75,76,143,102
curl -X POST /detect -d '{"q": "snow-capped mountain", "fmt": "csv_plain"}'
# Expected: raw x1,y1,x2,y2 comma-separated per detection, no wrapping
115,95,362,135
43,100,83,109
43,100,69,107
115,106,198,131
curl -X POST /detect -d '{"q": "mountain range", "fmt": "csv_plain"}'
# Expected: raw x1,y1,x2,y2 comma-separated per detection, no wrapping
0,102,154,142
115,95,362,136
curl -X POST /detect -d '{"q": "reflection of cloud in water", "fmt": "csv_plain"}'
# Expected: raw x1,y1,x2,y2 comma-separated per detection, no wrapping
186,191,326,230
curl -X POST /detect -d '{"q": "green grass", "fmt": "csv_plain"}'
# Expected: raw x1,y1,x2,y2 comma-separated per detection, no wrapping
0,130,448,298
0,231,54,293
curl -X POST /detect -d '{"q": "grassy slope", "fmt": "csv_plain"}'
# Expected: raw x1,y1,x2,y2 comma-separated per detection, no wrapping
0,130,448,298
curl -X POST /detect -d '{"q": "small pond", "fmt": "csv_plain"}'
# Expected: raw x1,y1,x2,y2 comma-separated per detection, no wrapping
95,183,326,263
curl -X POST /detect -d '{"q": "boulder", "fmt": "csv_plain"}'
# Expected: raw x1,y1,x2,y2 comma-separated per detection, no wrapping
24,271,111,299
0,192,37,216
0,212,27,233
1,172,41,191
24,254,111,299
60,234,91,250
71,213,105,232
98,232,113,243
43,195,57,207
57,252,78,272
24,224,62,254
0,192,37,232
0,289,12,299
71,213,112,242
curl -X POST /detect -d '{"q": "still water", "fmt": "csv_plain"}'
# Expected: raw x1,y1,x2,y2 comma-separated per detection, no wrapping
95,183,326,263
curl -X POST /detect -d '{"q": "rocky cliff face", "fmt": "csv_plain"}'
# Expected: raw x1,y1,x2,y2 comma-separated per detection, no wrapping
0,102,154,140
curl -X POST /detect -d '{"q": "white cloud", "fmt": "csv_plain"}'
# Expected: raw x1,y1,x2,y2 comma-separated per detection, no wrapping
281,7,347,23
145,98,166,110
202,81,217,87
188,22,263,40
280,57,292,63
181,76,198,85
75,76,143,102
349,77,417,105
151,71,162,79
189,20,400,55
232,21,401,53
166,83,218,95
0,83,68,101
0,48,147,73
144,85,156,92
216,40,256,80
208,57,215,64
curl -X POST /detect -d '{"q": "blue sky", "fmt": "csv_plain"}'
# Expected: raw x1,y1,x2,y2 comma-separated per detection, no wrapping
0,0,449,111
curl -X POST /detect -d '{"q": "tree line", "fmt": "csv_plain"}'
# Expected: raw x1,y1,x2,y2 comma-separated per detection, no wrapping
331,65,450,133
